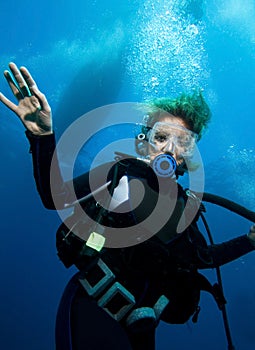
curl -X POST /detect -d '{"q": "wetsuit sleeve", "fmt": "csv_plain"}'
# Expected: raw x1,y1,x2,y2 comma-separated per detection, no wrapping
198,234,255,269
208,234,255,267
25,131,91,209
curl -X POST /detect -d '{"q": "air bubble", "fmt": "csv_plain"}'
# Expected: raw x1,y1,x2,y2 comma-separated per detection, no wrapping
126,0,208,99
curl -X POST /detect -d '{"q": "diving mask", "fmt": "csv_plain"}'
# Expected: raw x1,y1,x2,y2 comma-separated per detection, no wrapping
148,122,198,158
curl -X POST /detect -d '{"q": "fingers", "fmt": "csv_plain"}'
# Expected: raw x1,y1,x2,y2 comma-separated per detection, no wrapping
5,62,32,100
11,63,51,112
1,62,52,122
3,70,24,100
0,92,18,114
29,85,51,113
20,66,38,90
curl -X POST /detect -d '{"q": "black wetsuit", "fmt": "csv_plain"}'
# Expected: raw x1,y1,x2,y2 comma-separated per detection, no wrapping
26,132,255,350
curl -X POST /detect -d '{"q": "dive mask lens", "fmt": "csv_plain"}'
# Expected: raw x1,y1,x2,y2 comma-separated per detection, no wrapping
148,122,198,157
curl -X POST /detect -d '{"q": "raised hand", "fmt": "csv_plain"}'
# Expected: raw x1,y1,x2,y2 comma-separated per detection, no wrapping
0,62,53,135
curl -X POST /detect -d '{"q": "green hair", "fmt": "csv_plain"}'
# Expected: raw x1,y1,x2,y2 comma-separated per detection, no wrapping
143,91,211,141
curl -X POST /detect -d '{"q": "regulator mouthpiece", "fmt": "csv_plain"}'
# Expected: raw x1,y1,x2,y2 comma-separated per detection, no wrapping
152,154,177,178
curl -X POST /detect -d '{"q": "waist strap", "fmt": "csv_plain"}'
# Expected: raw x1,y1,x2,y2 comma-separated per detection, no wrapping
78,258,169,328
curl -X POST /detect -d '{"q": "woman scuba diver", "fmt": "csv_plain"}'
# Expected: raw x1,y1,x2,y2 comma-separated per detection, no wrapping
1,62,255,350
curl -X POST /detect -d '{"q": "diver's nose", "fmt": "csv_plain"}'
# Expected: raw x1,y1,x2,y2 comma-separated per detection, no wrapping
162,140,175,155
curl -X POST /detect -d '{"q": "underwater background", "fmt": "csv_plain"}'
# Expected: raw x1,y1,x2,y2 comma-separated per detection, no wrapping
0,0,255,349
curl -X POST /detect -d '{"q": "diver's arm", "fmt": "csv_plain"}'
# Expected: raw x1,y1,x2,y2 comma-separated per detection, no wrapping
25,131,77,209
0,62,67,208
199,234,255,269
26,130,106,209
0,62,91,209
26,130,116,209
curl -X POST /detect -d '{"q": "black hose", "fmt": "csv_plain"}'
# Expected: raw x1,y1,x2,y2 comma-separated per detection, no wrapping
198,192,255,222
200,212,236,350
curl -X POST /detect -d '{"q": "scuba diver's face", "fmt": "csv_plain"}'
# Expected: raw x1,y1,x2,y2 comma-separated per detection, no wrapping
147,115,197,166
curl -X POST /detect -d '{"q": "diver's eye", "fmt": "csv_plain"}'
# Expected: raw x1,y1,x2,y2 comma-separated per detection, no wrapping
176,135,192,148
154,133,168,143
176,136,189,148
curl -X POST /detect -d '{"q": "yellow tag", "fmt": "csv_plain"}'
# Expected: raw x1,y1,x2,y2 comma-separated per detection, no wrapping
86,232,105,252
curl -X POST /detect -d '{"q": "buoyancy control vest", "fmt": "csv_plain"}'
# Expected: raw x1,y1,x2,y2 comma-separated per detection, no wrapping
56,158,255,349
56,169,224,327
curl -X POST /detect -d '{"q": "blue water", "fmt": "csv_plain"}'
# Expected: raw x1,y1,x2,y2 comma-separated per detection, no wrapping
0,0,255,349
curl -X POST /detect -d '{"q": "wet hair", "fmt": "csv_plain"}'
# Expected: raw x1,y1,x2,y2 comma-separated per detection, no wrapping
143,91,211,141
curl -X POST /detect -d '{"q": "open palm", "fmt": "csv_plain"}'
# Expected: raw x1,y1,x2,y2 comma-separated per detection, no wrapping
0,62,52,135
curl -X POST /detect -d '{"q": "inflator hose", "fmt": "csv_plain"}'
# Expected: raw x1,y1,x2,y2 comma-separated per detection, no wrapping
196,192,255,222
